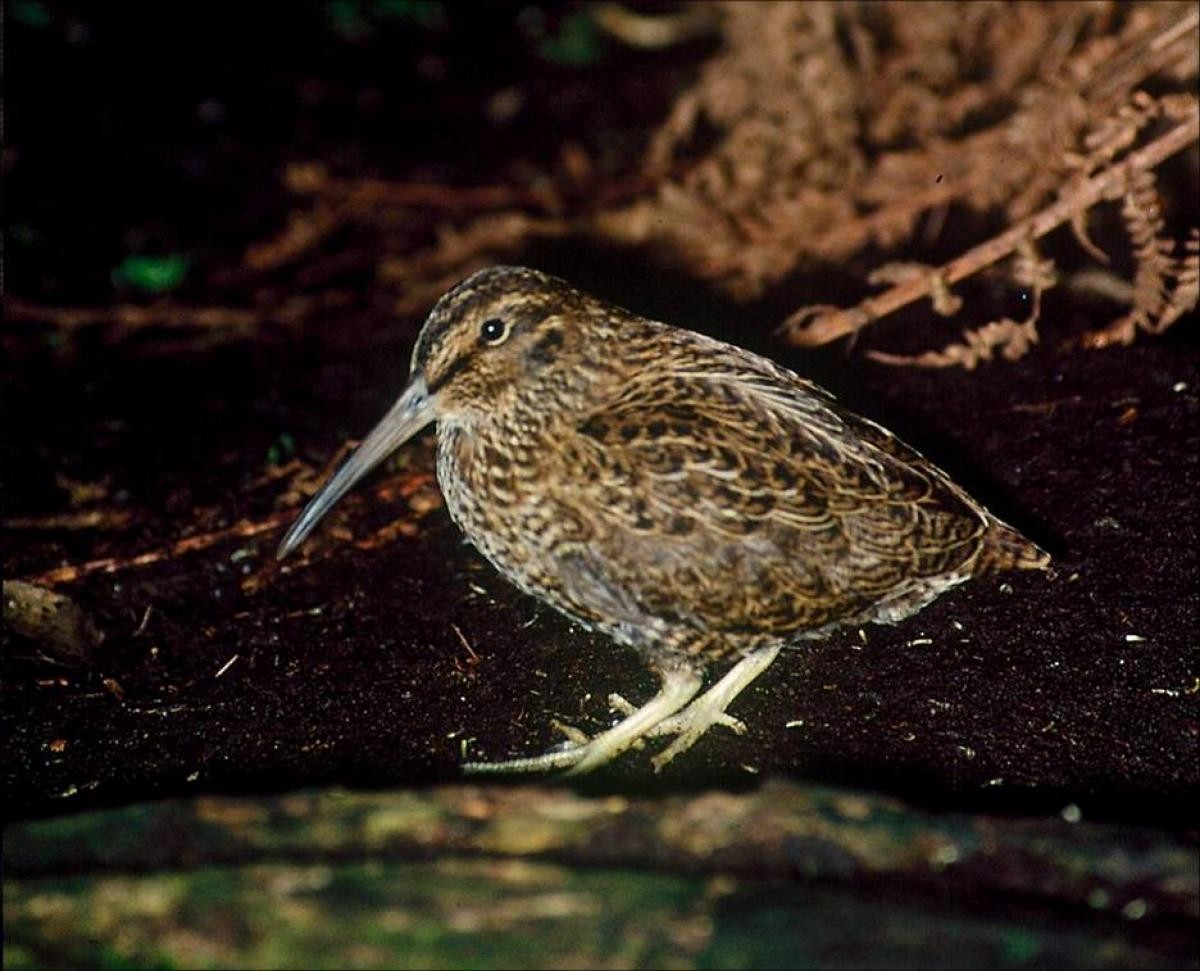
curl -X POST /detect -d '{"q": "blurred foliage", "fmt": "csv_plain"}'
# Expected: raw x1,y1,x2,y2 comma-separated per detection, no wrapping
536,8,603,66
6,783,1196,969
111,255,189,294
267,432,297,467
325,0,448,40
11,1,51,29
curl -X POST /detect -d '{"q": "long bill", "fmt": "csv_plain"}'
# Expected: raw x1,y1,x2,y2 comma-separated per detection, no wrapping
276,375,435,560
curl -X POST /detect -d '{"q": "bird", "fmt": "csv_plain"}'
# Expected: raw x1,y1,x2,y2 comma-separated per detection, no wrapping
277,265,1048,775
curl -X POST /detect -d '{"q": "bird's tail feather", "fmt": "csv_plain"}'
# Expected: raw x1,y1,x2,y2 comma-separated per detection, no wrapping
977,521,1051,573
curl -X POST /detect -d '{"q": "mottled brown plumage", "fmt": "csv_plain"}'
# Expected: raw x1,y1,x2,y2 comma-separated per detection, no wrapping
279,266,1048,774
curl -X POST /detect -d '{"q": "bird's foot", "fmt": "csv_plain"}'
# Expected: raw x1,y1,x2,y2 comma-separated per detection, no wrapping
462,667,702,776
548,718,591,747
644,645,782,772
608,693,746,736
551,716,646,751
461,645,783,775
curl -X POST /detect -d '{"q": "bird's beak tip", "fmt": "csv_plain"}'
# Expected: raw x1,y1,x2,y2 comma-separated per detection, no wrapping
272,374,435,566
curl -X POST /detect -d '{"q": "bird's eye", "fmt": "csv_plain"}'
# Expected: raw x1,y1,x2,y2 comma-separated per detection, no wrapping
479,318,508,344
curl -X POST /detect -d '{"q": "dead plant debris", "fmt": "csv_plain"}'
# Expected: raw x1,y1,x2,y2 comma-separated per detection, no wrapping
6,2,1197,370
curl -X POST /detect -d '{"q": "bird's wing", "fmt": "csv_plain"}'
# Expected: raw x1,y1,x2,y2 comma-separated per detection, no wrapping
545,354,989,645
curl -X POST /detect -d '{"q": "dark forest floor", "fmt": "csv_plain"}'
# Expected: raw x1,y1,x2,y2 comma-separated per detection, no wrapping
4,319,1197,823
3,4,1197,968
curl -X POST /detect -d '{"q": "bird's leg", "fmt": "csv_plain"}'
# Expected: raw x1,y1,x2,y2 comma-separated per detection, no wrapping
647,645,782,772
609,693,745,735
462,666,703,776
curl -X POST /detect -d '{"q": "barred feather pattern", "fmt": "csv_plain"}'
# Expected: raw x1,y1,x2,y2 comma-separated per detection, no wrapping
433,268,1047,668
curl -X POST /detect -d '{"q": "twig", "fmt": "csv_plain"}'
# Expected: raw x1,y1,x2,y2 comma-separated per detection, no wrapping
3,299,264,333
21,471,438,588
3,296,320,356
344,179,556,215
351,519,419,550
21,511,297,588
450,623,480,663
4,509,134,531
781,108,1199,346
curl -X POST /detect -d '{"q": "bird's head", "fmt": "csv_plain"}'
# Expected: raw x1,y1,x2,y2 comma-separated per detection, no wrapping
412,265,589,418
276,266,591,558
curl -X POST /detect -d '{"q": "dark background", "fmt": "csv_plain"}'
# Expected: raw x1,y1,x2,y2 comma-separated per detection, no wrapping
4,0,1197,821
0,5,1195,960
2,5,1197,966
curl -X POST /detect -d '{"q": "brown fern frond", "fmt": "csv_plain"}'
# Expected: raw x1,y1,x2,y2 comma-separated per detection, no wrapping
1068,209,1111,264
1159,228,1200,329
1086,224,1199,345
866,241,1051,369
866,314,1041,371
1012,237,1058,293
1104,169,1174,343
1077,90,1165,177
867,263,963,317
1080,175,1196,349
605,2,1198,296
782,103,1198,355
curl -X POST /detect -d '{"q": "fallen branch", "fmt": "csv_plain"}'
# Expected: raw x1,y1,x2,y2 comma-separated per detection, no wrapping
5,780,1196,922
21,511,297,588
1,295,330,356
3,299,264,334
4,510,135,532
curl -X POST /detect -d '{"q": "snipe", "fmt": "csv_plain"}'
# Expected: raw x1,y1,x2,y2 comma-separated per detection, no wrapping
278,266,1048,774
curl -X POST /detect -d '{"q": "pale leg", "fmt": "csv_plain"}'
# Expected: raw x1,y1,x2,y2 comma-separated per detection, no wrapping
648,645,782,772
462,666,702,776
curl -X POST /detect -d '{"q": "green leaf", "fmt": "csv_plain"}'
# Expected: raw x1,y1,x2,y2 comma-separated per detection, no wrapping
326,0,370,40
12,2,52,29
376,0,447,28
112,255,189,294
538,9,602,66
327,0,445,39
266,433,297,467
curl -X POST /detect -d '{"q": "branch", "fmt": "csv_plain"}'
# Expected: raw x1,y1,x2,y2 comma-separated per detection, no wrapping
2,299,264,334
6,780,1196,922
20,511,297,588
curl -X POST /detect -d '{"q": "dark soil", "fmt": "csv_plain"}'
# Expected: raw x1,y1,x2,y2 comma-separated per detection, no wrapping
3,3,1197,829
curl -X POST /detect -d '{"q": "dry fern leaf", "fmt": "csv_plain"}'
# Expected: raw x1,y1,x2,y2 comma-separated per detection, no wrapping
866,241,1052,370
1083,215,1199,349
866,314,1041,370
1162,229,1200,328
609,1,1197,296
782,99,1197,360
1081,168,1178,348
1120,169,1175,330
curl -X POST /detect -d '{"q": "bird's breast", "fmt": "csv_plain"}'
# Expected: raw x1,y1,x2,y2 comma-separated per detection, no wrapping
435,418,570,591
